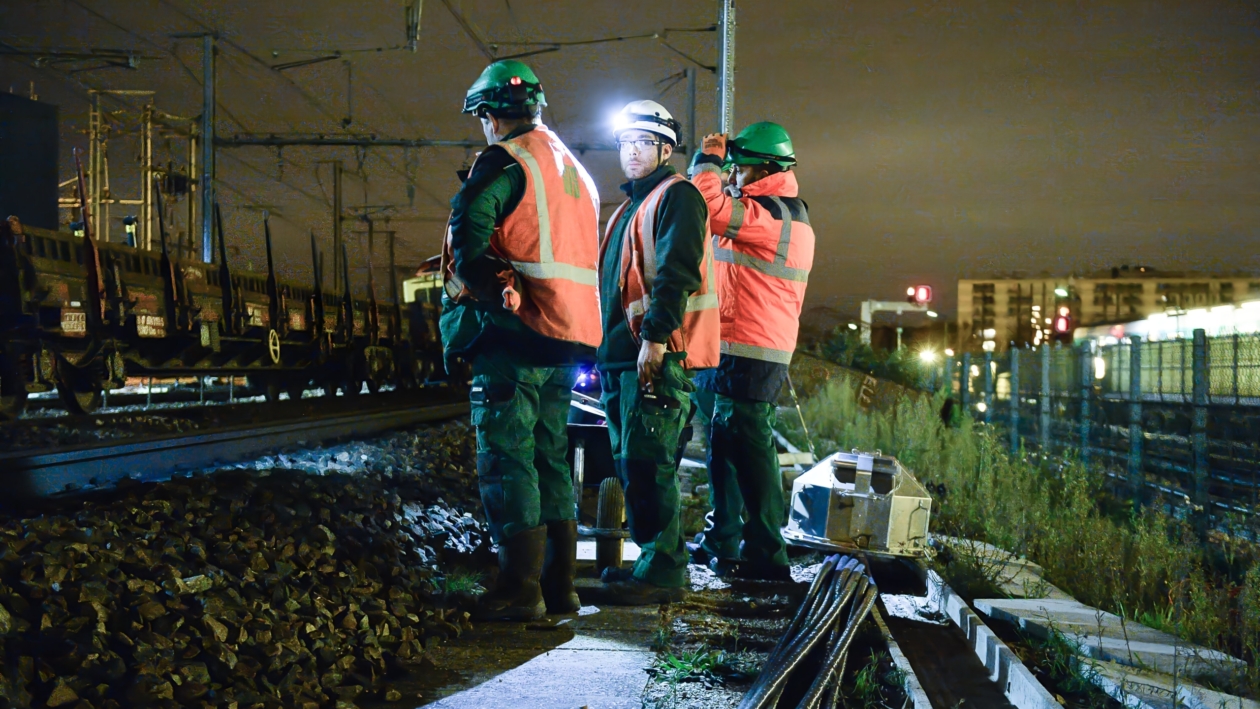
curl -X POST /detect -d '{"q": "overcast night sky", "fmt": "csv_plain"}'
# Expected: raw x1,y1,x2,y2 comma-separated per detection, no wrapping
2,0,1258,319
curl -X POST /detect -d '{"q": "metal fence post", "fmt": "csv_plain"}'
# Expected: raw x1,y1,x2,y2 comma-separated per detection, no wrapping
1010,347,1020,453
1040,343,1051,453
961,352,972,414
983,350,994,424
1078,341,1092,466
1128,336,1144,505
1192,328,1209,515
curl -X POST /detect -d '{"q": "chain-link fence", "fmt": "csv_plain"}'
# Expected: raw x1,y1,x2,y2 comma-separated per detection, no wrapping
940,329,1260,517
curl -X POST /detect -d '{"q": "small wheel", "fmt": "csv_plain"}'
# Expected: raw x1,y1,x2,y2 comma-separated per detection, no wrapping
59,383,103,414
595,478,626,574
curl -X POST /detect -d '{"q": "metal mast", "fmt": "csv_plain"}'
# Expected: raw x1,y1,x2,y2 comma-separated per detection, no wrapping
199,33,216,263
717,0,736,134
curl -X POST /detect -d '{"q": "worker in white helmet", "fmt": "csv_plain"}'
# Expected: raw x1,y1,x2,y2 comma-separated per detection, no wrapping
584,100,719,605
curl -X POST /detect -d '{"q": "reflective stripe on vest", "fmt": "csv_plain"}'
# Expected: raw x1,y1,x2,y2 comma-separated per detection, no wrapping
721,340,793,365
498,139,599,287
712,196,810,283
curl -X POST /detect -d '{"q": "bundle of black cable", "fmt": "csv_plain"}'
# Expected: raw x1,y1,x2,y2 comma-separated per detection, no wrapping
737,555,880,709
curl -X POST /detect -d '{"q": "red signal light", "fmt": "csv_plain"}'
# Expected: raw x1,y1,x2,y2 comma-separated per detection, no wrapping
509,76,523,85
1054,315,1071,333
906,285,932,305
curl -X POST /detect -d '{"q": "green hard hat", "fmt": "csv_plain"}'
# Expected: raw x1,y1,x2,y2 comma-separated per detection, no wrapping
727,121,796,168
462,60,547,114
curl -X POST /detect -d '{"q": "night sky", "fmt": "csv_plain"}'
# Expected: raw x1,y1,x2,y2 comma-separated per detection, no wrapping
3,0,1258,319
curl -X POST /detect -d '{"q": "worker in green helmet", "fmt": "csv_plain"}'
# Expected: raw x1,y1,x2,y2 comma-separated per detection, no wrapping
686,121,816,581
440,60,603,620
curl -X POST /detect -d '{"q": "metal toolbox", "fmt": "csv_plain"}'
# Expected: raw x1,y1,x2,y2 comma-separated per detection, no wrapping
782,450,932,558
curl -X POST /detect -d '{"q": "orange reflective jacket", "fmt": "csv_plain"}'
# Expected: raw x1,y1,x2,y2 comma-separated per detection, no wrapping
444,125,603,348
602,174,719,370
691,166,814,364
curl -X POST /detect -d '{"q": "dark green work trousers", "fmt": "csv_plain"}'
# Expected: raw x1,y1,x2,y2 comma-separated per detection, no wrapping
700,394,789,568
601,353,693,588
470,349,578,544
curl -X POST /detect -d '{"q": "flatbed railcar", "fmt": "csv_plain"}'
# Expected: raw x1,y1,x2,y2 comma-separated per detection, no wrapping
0,213,444,418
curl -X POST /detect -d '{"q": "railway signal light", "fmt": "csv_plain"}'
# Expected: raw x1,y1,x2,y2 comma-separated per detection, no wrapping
906,285,932,306
1054,312,1072,334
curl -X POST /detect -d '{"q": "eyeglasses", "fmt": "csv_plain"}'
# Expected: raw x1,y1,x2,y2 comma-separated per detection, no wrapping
617,138,662,152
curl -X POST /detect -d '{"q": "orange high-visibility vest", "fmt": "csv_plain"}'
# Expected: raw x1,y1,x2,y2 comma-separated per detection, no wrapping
691,166,814,364
602,174,720,370
443,125,603,348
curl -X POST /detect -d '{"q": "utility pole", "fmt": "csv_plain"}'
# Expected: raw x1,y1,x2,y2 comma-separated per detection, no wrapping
199,33,216,263
685,67,697,155
332,161,343,293
717,0,736,134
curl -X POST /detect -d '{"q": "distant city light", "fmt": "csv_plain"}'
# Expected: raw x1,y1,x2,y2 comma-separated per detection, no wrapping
1094,356,1107,380
919,349,937,363
982,340,996,352
982,328,996,339
944,348,955,357
848,323,858,331
1054,287,1068,297
975,402,988,413
1059,306,1070,316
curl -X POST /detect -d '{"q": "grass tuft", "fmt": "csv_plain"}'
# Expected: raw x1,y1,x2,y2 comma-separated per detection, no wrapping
781,377,1260,699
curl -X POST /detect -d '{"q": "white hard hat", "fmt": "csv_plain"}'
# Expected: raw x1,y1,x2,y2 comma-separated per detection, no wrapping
612,100,680,146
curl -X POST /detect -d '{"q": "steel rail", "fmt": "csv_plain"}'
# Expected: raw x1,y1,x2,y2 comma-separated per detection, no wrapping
1,399,468,499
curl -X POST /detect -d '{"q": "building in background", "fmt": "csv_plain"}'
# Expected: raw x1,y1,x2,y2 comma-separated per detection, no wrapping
957,266,1260,353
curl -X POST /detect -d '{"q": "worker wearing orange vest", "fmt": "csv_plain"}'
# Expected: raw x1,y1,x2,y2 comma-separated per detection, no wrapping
586,100,719,605
687,122,815,581
441,60,602,621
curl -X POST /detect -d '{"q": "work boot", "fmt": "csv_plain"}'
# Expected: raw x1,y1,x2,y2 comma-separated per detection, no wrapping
540,520,581,614
475,525,547,621
583,576,687,606
709,556,741,579
599,565,636,583
686,540,711,566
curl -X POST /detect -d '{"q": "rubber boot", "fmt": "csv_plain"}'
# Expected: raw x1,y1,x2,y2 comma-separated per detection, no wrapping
475,525,547,621
540,520,581,614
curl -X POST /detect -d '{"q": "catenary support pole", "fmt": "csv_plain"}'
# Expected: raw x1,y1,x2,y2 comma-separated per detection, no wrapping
1009,347,1020,452
332,161,343,294
685,67,697,155
1040,343,1051,453
1191,328,1209,517
960,352,972,414
1128,336,1144,506
200,33,216,263
717,0,736,134
1078,341,1092,466
983,350,993,424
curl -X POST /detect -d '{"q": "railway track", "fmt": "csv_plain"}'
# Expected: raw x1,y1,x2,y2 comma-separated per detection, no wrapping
0,386,469,499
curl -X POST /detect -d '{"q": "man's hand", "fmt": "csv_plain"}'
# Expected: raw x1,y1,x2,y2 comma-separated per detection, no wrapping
701,133,727,159
637,340,668,391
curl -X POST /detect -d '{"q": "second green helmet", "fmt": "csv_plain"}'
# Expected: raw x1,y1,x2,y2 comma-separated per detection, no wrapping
462,60,547,115
727,121,796,168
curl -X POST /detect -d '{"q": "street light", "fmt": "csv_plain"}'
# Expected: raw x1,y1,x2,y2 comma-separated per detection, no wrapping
847,323,857,331
926,310,938,318
1054,287,1068,297
918,349,937,364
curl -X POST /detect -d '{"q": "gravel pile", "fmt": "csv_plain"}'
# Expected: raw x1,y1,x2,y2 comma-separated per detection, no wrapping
0,422,489,709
